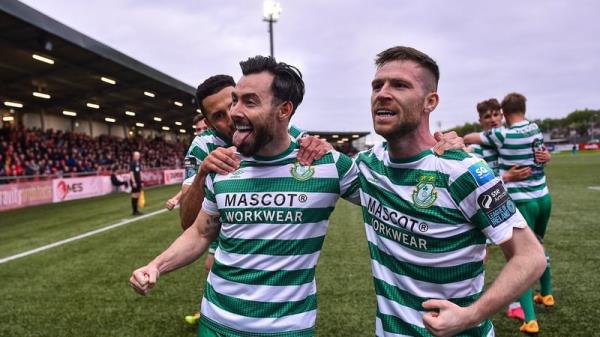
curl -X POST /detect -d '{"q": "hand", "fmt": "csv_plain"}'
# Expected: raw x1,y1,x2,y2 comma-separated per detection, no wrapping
433,131,465,155
129,264,159,296
298,136,333,165
422,299,475,337
200,147,240,175
165,197,178,210
503,165,532,182
535,149,551,164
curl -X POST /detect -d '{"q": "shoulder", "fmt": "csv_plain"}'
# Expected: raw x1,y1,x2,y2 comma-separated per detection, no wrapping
434,150,493,183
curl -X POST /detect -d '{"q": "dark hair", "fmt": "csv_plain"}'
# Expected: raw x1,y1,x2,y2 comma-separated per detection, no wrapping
375,46,440,90
501,92,527,115
239,55,305,115
477,98,501,115
476,100,489,115
195,75,235,113
192,113,204,124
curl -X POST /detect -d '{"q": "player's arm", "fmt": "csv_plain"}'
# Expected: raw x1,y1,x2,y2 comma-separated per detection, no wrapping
129,209,221,296
335,152,361,206
502,166,532,182
129,166,136,188
165,190,182,210
463,132,483,145
535,148,551,164
422,226,545,336
179,147,240,230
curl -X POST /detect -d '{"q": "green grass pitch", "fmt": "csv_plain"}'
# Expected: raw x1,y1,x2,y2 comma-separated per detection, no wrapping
0,152,598,336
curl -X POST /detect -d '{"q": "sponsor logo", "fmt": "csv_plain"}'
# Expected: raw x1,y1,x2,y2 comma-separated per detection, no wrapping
477,181,515,227
412,175,437,208
184,157,198,179
367,196,429,233
229,169,245,178
290,162,314,181
56,180,83,200
224,193,307,207
468,160,495,186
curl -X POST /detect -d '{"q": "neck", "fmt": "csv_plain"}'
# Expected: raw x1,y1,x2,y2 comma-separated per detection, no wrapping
386,122,436,160
505,113,525,126
255,127,291,158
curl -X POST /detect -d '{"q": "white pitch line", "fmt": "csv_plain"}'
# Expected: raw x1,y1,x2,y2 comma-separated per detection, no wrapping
588,186,600,191
0,208,170,265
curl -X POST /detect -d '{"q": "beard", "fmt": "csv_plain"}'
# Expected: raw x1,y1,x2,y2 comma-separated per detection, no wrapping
234,122,274,157
373,102,423,140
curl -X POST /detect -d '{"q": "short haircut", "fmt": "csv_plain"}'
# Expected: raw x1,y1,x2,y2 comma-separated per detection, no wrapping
476,100,489,115
487,98,501,111
501,92,527,115
192,113,204,124
239,55,305,115
195,75,235,113
477,98,501,116
375,46,440,90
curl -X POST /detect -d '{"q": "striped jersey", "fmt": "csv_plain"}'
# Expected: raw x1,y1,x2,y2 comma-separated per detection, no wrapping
200,141,359,336
183,125,305,185
480,120,549,201
355,144,526,337
469,144,499,175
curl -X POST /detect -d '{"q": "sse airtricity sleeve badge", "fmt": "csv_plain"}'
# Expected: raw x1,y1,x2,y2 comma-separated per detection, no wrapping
290,162,315,181
412,175,438,208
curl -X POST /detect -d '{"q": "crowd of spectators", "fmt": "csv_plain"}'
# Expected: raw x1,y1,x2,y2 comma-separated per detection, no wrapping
0,125,186,179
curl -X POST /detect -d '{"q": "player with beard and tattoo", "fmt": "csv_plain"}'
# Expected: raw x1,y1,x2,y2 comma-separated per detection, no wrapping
130,56,362,337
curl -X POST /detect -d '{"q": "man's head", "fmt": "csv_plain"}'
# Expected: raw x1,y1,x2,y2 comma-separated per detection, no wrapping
477,98,502,131
132,151,140,161
501,92,527,116
192,114,208,135
195,75,236,140
371,46,440,140
230,55,305,156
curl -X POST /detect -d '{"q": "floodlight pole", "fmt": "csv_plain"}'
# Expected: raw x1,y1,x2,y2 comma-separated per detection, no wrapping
263,0,281,58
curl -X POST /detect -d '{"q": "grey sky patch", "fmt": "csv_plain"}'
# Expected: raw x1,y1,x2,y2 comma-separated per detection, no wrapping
20,0,600,133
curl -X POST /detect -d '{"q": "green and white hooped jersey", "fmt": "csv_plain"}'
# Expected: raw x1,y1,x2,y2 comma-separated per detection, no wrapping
469,144,499,175
183,125,305,186
480,120,549,201
355,144,526,337
200,142,359,336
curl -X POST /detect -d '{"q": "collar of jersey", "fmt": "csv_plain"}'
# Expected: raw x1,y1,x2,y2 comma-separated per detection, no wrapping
387,148,434,164
250,140,297,162
509,120,530,128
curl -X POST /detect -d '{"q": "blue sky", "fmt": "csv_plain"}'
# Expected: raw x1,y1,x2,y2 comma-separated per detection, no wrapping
21,0,600,133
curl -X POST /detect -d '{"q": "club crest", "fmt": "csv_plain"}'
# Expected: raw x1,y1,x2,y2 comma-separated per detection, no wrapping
290,162,314,181
412,175,438,208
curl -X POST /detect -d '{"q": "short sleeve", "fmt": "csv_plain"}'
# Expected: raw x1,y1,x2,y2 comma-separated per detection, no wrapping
334,152,360,204
448,159,527,244
201,174,219,215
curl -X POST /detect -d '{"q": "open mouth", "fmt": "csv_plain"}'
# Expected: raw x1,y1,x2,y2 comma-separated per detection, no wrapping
374,109,397,121
232,121,254,146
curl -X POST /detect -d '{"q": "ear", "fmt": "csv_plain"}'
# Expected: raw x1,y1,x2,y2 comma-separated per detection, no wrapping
278,101,294,121
423,91,439,114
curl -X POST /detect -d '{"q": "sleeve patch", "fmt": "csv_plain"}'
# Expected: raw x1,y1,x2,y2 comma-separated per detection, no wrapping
477,181,516,227
468,161,495,186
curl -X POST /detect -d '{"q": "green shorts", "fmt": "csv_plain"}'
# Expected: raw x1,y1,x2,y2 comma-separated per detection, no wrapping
515,194,552,239
198,320,228,337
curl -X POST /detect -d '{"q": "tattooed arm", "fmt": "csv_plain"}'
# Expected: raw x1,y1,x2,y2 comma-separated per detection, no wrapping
129,210,221,295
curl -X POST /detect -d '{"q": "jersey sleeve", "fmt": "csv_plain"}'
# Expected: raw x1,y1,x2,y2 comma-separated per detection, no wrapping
288,124,306,140
201,174,219,216
448,158,527,244
183,136,210,185
481,127,506,149
333,151,360,204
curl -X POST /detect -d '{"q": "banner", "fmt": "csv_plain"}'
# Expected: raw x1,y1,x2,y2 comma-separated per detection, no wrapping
579,143,600,150
141,170,164,187
164,169,185,185
0,181,53,211
52,176,112,202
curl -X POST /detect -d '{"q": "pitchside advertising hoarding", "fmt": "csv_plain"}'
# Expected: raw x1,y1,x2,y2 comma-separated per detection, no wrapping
52,176,113,202
1,169,186,211
0,181,53,211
